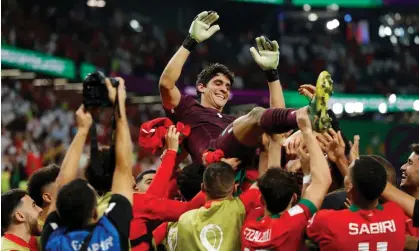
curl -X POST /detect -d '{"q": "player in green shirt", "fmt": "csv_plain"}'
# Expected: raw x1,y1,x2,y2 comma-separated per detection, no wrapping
176,162,261,251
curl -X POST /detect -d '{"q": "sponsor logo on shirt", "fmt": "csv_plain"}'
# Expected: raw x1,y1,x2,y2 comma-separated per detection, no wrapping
167,227,178,251
243,228,272,243
200,224,223,251
71,236,114,250
349,220,396,235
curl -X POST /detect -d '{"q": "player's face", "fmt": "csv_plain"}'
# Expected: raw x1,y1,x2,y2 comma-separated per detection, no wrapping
400,152,419,188
135,173,155,193
15,195,43,236
200,73,231,109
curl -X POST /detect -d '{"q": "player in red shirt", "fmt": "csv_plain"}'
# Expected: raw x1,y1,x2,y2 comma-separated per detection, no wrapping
130,126,206,251
241,107,332,251
307,156,407,251
159,11,333,165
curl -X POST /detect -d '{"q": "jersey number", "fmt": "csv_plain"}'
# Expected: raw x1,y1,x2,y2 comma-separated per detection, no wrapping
358,242,388,251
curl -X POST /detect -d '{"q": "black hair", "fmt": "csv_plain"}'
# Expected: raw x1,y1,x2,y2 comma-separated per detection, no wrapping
135,169,157,184
177,163,205,201
412,143,419,155
27,164,60,207
1,189,27,234
196,63,235,99
203,162,235,199
351,156,387,201
258,168,300,214
56,179,97,230
85,148,115,196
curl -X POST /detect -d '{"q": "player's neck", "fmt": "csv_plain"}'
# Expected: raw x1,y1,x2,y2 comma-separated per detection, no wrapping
39,205,50,222
5,225,32,243
352,197,379,210
403,186,419,199
200,100,223,112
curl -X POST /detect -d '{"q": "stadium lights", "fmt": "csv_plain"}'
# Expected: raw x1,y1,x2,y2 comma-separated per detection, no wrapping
354,102,364,113
384,27,392,36
328,4,339,11
87,0,105,8
326,19,340,30
378,26,386,38
408,27,414,34
130,20,143,32
415,36,419,45
390,36,398,45
332,103,343,115
395,13,401,21
388,94,397,104
308,13,318,22
303,4,311,11
344,103,355,114
378,103,388,114
414,100,419,111
344,14,352,23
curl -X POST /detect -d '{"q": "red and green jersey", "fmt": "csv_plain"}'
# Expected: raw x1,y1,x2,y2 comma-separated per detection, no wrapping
405,215,419,237
307,202,406,251
241,199,317,251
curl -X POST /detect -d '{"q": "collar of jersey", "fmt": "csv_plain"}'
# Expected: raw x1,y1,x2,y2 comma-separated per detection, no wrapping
349,203,384,212
3,233,30,248
256,213,281,222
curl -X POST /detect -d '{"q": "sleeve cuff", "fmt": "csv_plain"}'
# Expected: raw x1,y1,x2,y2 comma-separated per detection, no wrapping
299,198,318,216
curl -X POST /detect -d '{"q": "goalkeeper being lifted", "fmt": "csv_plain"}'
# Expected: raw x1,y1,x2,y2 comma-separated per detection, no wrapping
157,10,334,164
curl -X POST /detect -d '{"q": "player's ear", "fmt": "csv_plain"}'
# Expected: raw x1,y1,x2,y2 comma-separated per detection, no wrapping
15,211,25,223
196,83,206,94
43,192,53,204
201,183,205,193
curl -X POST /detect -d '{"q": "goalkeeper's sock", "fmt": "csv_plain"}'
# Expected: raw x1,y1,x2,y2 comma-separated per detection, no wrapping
259,108,297,134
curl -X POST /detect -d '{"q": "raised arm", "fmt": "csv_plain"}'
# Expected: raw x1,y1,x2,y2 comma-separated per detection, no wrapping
108,78,134,204
160,11,220,109
297,107,332,209
55,105,92,188
146,126,180,197
49,105,92,214
249,36,284,108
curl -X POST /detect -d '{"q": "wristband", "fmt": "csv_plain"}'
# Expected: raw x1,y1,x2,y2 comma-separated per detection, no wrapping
303,174,312,184
182,35,198,52
264,69,279,82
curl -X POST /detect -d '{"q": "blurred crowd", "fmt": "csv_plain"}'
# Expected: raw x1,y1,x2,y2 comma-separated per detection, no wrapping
2,0,418,94
1,79,167,193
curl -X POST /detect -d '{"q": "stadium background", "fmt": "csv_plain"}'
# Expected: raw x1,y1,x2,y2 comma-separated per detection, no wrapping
1,0,419,192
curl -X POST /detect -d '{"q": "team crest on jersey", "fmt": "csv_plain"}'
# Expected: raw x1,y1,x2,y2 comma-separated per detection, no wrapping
167,227,178,251
199,224,224,251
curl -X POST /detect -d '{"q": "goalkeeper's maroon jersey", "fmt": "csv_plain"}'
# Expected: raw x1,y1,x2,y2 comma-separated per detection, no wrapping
241,199,317,251
164,95,236,163
307,202,406,251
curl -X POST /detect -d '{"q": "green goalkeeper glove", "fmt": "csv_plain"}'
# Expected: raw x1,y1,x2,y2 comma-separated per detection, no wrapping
183,11,220,51
249,36,280,71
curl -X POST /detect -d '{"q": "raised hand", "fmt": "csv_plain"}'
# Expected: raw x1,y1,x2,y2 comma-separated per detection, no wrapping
316,128,346,163
165,125,180,152
249,36,280,71
349,135,360,162
75,105,93,133
105,77,126,104
298,84,316,100
297,107,313,133
189,11,220,43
